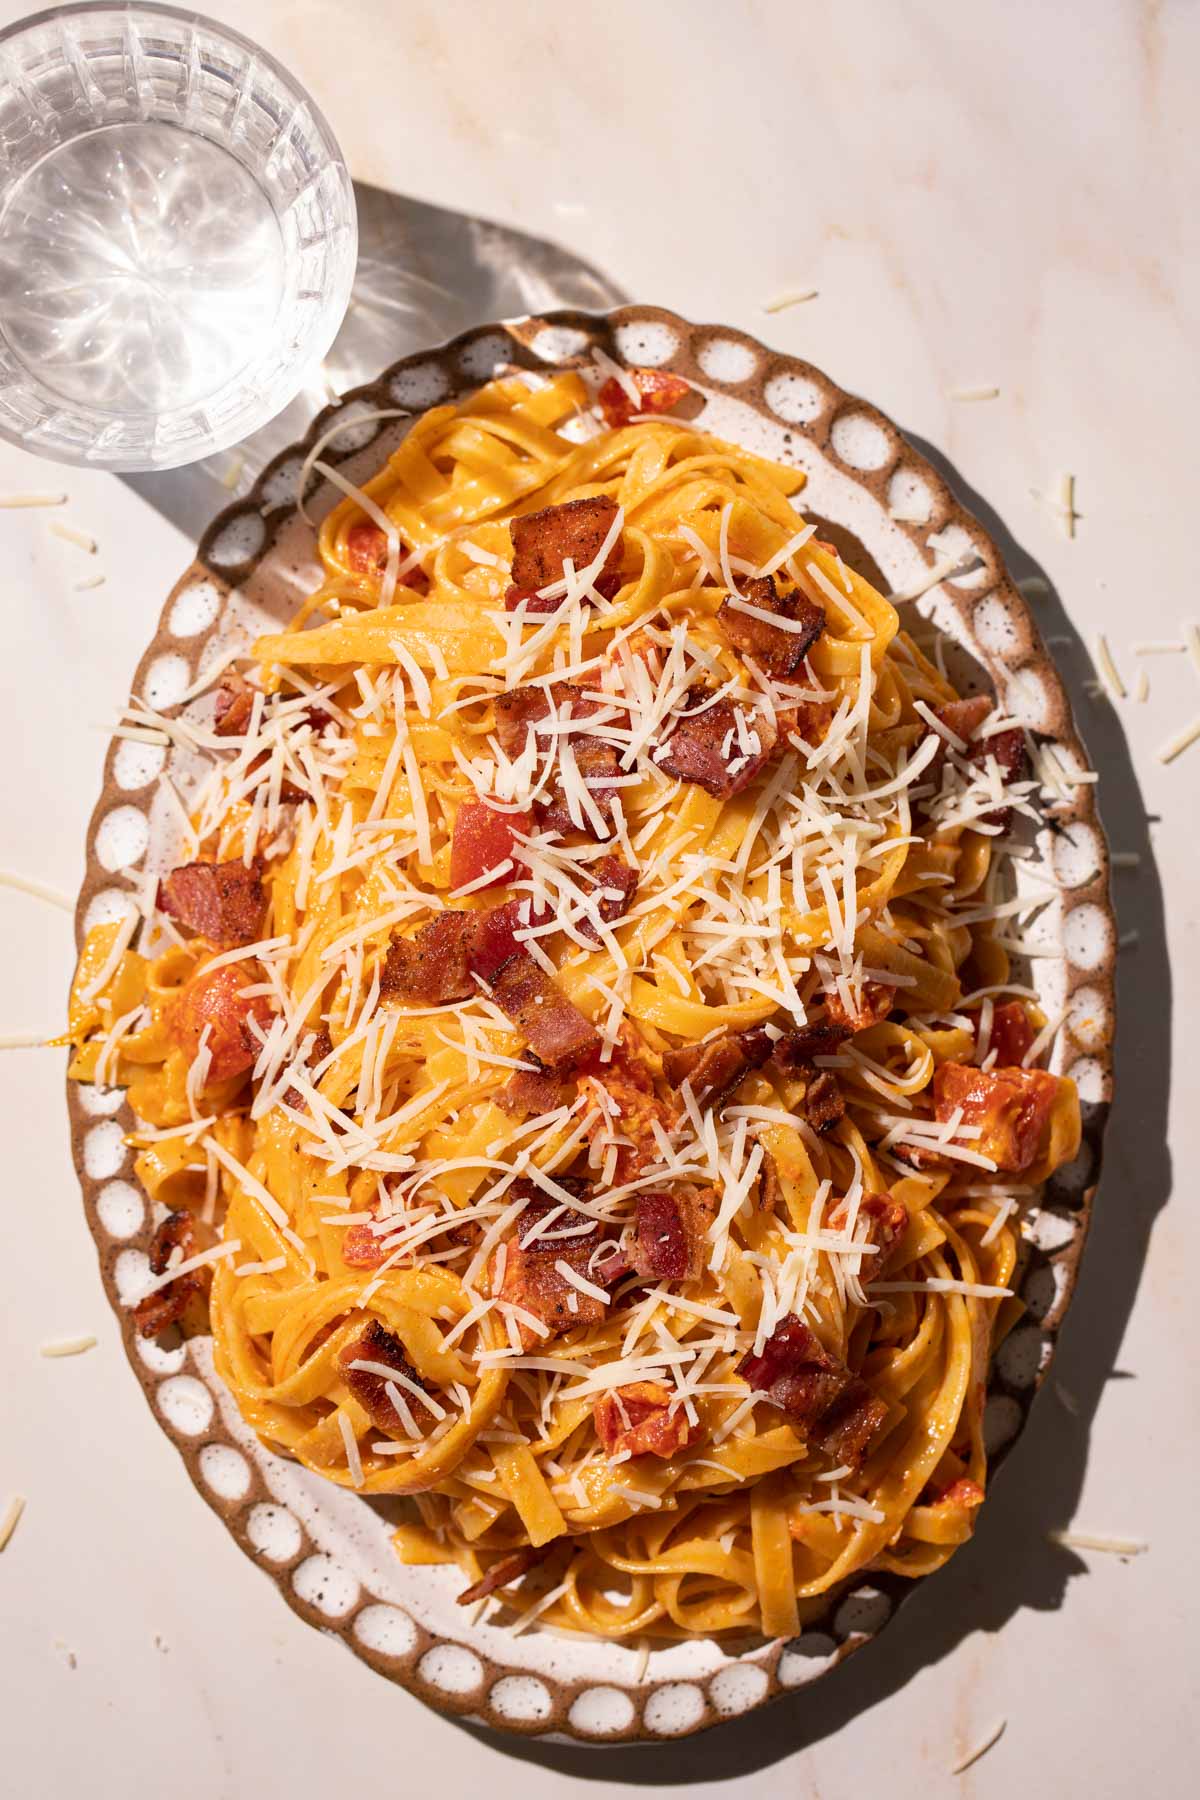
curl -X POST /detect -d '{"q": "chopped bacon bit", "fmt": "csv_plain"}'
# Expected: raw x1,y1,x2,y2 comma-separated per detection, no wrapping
132,1211,208,1339
340,1319,435,1434
449,799,531,892
804,1070,845,1134
493,1181,608,1345
578,854,638,943
169,962,275,1083
773,1020,851,1067
344,521,429,592
579,1022,674,1178
281,1026,333,1110
971,1000,1035,1067
934,1062,1061,1173
633,1191,690,1280
509,495,621,601
718,575,825,678
738,1314,887,1466
594,1381,693,1459
662,1024,773,1109
777,698,837,746
496,1056,572,1118
758,1150,782,1213
935,697,1027,828
655,692,776,798
825,980,895,1035
935,696,992,744
493,681,620,836
506,570,621,613
213,670,257,737
828,1192,908,1276
539,738,622,837
158,858,267,948
468,897,552,984
380,911,475,1005
598,368,691,430
457,1544,551,1606
488,952,600,1072
632,1185,716,1280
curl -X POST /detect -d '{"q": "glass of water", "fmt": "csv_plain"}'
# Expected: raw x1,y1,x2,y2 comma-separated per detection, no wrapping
0,3,357,470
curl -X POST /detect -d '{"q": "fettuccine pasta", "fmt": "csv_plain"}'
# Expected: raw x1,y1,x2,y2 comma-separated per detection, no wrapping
66,362,1081,1642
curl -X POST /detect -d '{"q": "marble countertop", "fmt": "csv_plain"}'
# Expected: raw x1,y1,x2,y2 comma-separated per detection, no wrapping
0,2,1195,1795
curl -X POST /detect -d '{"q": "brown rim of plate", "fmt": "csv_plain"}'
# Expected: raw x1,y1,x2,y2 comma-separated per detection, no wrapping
67,304,1114,1745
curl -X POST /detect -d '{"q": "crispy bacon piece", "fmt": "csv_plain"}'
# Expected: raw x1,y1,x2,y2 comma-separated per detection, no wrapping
935,695,992,745
934,1062,1061,1173
132,1212,207,1339
344,521,429,592
828,1192,908,1278
825,979,895,1035
213,670,258,737
169,962,274,1083
971,999,1035,1067
468,897,552,983
449,799,531,893
633,1185,717,1281
662,1024,774,1109
380,911,475,1005
738,1314,887,1466
633,1191,691,1281
494,1182,609,1346
598,367,691,430
158,858,266,948
541,739,623,836
773,1020,851,1067
457,1544,551,1606
497,1055,573,1118
509,495,621,604
340,1319,435,1434
493,682,621,836
718,575,825,678
281,1026,333,1111
489,952,600,1071
594,1381,693,1459
935,696,1027,829
578,854,638,943
654,692,775,798
804,1070,845,1134
506,571,621,613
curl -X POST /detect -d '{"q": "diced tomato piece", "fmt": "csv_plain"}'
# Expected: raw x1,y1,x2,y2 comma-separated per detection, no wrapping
598,369,691,430
169,963,275,1083
934,1062,1062,1173
594,1381,692,1458
342,1221,389,1268
970,1000,1035,1067
449,799,532,893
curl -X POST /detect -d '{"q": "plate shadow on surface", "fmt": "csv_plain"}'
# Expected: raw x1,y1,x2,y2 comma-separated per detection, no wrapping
446,440,1170,1780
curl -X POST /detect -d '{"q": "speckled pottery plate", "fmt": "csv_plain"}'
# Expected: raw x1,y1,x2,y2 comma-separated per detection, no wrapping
68,306,1114,1744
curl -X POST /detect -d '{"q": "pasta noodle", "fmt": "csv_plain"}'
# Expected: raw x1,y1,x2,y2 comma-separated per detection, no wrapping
66,364,1081,1641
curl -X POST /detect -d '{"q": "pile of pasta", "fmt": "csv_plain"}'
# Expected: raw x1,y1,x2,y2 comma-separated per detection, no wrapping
67,362,1081,1643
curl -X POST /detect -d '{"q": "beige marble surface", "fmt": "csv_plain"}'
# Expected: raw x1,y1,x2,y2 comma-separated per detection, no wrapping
0,1,1197,1795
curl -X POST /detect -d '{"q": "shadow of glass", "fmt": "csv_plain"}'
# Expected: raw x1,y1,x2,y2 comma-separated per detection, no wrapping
435,437,1171,1782
123,182,625,541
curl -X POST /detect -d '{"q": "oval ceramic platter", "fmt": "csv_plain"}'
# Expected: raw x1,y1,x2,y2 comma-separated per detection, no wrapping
68,306,1114,1745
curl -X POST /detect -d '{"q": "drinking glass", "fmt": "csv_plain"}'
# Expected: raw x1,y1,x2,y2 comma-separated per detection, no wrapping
0,3,357,469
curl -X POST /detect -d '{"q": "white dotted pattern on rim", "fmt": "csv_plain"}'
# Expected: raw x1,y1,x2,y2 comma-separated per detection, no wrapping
763,371,825,424
568,1685,637,1736
198,1442,252,1501
390,363,451,408
94,805,149,872
612,321,680,368
207,511,267,571
169,579,223,638
643,1682,708,1737
418,1643,484,1695
696,337,759,384
112,738,166,791
354,1603,419,1659
247,1502,303,1563
489,1675,554,1724
292,1553,360,1618
157,1374,215,1436
830,411,893,471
